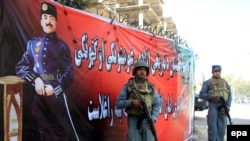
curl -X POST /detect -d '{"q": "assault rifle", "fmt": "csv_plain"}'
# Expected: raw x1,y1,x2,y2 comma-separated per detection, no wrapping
214,84,232,125
130,83,158,141
218,96,233,125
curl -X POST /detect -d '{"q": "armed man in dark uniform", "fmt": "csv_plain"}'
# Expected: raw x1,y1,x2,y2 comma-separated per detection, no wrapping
199,65,232,141
16,2,80,141
116,61,160,141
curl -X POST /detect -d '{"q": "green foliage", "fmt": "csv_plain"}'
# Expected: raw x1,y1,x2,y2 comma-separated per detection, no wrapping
224,74,250,98
56,0,89,10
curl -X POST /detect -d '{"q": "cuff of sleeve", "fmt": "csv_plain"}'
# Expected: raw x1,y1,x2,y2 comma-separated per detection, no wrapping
24,73,39,83
54,85,63,97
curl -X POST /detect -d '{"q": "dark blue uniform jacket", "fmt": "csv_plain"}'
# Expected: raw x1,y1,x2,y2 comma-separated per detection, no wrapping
16,32,74,117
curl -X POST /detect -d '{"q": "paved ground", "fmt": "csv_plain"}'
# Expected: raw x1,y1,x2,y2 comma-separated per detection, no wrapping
192,109,209,141
191,103,250,141
8,102,250,141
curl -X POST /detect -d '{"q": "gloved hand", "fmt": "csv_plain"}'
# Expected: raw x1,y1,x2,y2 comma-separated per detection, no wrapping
212,95,220,102
131,99,143,109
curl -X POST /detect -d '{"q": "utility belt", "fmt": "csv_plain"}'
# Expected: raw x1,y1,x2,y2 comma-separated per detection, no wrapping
208,99,221,103
126,107,143,116
40,74,57,81
208,97,228,103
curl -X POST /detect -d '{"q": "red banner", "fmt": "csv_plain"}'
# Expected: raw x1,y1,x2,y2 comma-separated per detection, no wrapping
5,0,195,140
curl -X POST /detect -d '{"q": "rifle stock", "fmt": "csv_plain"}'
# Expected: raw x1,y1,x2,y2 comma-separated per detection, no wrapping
146,117,158,141
219,96,233,125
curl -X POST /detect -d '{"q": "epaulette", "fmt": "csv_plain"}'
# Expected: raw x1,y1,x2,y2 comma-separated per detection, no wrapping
30,36,42,41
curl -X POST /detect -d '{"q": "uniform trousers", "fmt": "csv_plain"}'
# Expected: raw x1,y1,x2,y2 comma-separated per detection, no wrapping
127,115,155,141
207,102,227,141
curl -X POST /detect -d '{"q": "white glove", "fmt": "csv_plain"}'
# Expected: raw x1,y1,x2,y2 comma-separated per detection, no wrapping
34,77,45,95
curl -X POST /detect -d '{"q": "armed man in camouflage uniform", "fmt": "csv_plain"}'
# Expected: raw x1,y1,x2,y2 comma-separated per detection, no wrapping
116,61,160,141
199,65,232,141
16,2,80,141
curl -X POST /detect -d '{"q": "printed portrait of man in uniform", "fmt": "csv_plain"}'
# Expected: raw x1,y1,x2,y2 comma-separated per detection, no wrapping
15,2,96,141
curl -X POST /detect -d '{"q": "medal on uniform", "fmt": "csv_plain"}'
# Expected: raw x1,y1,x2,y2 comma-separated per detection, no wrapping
35,41,41,68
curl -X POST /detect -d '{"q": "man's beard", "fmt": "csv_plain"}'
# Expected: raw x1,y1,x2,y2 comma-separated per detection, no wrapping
136,74,146,81
213,75,221,79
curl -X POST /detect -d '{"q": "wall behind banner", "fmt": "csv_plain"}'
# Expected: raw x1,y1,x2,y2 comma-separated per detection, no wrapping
3,0,195,141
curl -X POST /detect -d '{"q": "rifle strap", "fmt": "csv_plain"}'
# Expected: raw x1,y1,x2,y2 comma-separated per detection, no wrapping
130,81,148,129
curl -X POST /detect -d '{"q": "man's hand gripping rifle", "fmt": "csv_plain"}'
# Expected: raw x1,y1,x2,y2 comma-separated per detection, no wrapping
131,83,158,141
215,84,233,125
